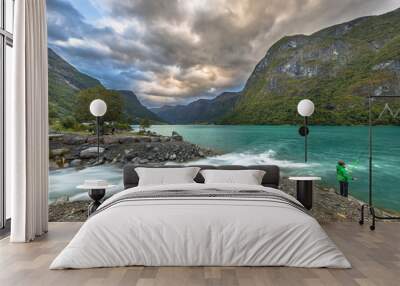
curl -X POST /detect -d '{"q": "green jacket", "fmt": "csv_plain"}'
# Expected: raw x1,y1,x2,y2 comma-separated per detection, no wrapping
336,164,351,182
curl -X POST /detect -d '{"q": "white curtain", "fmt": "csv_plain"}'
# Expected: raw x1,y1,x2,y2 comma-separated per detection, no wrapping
7,0,49,242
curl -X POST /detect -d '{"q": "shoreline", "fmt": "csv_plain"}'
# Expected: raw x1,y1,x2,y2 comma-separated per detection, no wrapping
49,175,400,223
49,131,218,170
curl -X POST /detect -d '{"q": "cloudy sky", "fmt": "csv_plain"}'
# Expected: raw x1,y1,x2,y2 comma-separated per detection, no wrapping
47,0,400,107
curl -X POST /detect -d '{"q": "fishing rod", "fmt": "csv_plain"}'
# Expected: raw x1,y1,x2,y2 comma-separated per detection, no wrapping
359,95,400,230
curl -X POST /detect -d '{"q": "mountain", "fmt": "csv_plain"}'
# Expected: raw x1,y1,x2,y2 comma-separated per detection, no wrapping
48,48,102,118
221,8,400,125
48,48,161,123
152,92,240,124
115,90,162,123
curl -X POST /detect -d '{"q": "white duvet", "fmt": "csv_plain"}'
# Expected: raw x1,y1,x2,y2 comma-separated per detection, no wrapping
50,183,351,269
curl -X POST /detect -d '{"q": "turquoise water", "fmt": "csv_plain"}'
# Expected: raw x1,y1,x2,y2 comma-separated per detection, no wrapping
49,165,124,202
49,125,400,211
149,125,400,211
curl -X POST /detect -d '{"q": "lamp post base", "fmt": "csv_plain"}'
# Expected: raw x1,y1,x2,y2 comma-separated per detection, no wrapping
87,189,106,216
296,180,313,210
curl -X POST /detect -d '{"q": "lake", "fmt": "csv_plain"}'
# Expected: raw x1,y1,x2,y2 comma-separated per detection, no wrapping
49,125,400,211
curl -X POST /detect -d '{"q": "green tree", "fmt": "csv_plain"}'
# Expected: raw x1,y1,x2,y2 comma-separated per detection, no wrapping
61,116,78,129
139,118,151,131
74,86,126,124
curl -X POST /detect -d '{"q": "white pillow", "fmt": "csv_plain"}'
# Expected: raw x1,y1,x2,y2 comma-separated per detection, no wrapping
135,167,201,186
200,169,266,185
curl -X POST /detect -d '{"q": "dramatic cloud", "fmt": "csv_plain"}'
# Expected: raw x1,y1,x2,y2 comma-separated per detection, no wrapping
47,0,400,107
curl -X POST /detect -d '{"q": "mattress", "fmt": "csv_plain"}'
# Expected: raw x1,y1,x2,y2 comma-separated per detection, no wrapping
50,183,351,269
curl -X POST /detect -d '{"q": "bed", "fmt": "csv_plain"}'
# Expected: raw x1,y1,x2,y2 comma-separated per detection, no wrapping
50,165,351,269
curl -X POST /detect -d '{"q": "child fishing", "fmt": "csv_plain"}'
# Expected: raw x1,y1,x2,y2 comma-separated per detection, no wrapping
336,160,352,197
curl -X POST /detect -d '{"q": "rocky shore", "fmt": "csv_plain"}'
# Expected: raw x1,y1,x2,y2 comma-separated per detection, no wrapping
48,132,399,223
49,177,398,223
49,131,216,170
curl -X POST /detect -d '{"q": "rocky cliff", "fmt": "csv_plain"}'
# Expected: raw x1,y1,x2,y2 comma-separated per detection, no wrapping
48,49,161,123
221,8,400,125
48,48,102,118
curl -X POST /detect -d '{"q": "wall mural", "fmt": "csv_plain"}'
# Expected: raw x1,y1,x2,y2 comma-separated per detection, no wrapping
46,0,400,222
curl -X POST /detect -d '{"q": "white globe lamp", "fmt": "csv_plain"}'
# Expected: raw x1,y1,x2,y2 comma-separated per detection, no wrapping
297,99,314,117
90,99,107,117
297,99,315,162
90,99,107,162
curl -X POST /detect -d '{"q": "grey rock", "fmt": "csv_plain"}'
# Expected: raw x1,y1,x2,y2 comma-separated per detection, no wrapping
80,147,105,159
70,159,82,167
87,136,102,144
125,151,138,161
119,137,137,144
104,136,121,144
171,131,183,141
169,153,177,160
287,40,297,48
124,149,133,155
63,135,87,145
131,157,140,163
91,158,105,166
139,136,152,143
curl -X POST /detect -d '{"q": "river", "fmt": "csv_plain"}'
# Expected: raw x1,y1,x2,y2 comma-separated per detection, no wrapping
49,125,400,211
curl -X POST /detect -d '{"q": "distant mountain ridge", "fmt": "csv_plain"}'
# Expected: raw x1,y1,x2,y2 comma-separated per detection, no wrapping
152,92,240,124
115,90,162,122
220,7,400,124
48,48,161,123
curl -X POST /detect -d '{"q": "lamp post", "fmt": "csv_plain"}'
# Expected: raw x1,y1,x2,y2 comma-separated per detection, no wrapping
90,99,107,162
297,99,315,162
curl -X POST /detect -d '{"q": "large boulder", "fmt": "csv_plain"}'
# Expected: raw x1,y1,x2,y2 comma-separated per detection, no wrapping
171,131,183,141
119,137,138,144
63,135,87,145
104,136,121,144
70,159,83,167
87,136,104,144
138,136,152,143
125,150,138,161
160,136,170,143
80,147,105,159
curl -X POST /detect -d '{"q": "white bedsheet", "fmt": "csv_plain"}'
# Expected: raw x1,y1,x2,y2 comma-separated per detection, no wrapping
50,183,351,269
